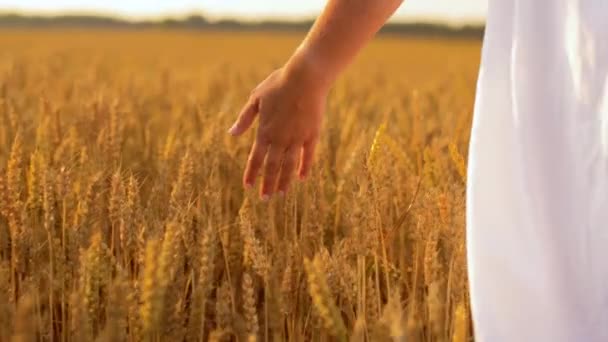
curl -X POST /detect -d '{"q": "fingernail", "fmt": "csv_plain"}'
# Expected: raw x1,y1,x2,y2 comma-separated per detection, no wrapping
261,194,270,202
244,182,252,189
227,125,237,135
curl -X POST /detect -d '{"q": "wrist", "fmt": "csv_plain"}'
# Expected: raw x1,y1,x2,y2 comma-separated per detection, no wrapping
283,46,334,93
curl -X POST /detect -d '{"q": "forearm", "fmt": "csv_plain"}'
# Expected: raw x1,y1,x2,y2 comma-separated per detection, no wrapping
285,0,403,89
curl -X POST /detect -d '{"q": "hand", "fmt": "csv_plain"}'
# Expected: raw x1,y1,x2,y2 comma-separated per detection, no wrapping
228,62,328,201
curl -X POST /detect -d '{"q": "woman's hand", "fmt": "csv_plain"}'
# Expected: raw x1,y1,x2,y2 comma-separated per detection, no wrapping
229,56,329,200
228,0,403,201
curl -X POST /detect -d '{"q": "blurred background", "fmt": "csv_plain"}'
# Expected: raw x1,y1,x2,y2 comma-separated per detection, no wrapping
0,0,486,33
0,0,486,24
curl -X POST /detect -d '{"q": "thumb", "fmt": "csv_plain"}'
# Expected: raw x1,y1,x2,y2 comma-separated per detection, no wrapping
228,98,259,136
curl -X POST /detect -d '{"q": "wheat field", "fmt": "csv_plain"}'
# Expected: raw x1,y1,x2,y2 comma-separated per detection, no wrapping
0,30,481,341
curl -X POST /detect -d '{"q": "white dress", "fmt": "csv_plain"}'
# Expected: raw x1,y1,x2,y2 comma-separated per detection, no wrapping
467,1,608,341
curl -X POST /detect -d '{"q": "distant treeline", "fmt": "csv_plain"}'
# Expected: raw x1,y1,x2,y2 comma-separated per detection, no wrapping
0,14,484,38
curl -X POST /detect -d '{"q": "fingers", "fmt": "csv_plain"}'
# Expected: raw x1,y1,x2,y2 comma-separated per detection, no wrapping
229,98,259,136
261,145,284,200
299,139,317,180
244,140,268,188
246,140,316,200
277,146,299,195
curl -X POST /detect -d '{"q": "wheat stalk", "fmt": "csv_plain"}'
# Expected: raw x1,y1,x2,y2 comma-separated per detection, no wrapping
304,255,348,342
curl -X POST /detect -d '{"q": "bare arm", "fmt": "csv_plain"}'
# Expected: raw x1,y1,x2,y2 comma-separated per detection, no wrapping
229,0,404,200
286,0,404,90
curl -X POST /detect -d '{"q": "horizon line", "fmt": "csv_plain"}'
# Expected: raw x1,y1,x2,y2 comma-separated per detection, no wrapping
0,9,487,27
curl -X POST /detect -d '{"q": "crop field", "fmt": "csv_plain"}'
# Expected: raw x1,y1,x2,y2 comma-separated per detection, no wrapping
0,30,481,341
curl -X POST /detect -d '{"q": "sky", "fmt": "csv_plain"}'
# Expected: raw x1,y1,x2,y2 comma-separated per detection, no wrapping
0,1,487,24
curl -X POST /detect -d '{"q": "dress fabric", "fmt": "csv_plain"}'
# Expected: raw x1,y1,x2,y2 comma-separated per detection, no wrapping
467,1,608,341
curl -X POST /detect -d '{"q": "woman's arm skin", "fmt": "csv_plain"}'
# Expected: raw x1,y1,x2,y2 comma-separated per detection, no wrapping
229,0,404,200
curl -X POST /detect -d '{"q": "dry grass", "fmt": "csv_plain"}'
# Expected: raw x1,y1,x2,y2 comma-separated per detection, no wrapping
0,30,480,341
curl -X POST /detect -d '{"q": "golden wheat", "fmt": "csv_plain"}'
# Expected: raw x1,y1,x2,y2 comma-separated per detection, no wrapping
0,30,478,341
